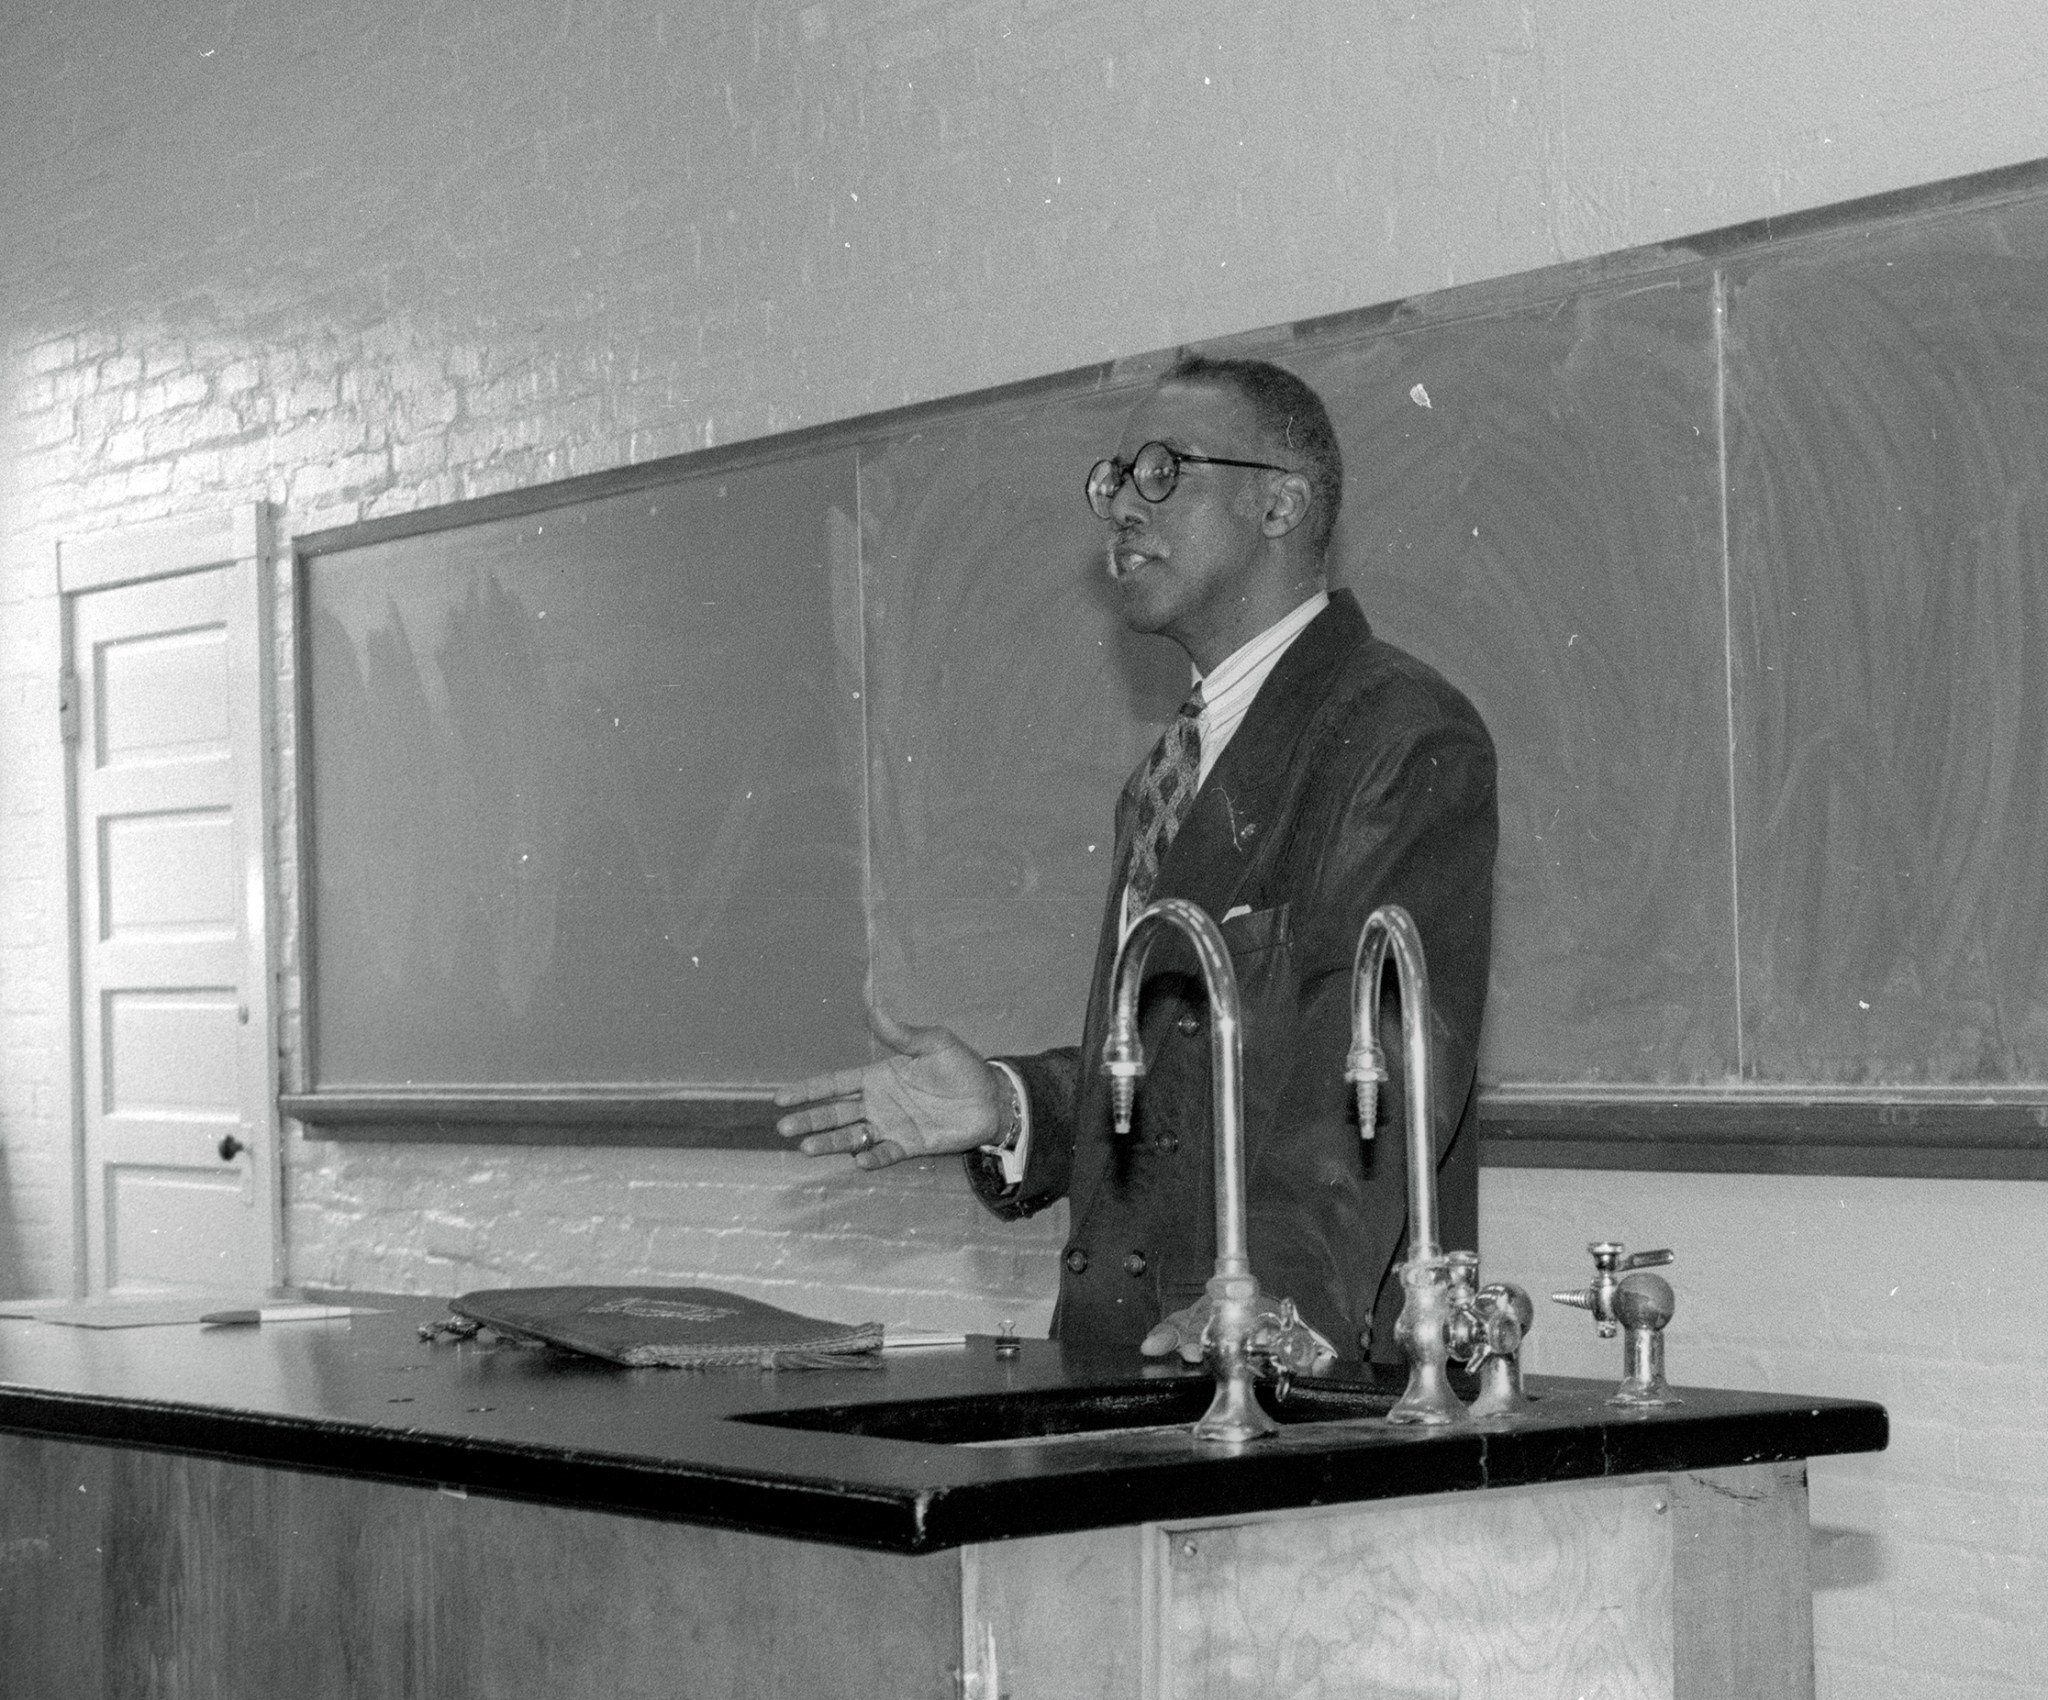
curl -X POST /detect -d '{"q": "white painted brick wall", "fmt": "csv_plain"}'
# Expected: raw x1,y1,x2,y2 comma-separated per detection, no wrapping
1484,1168,2048,1700
4,1,2047,1692
290,1143,1063,1336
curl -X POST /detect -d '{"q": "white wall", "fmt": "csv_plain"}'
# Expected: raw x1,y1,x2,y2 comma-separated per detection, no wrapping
4,3,2047,1694
1487,1168,2046,1699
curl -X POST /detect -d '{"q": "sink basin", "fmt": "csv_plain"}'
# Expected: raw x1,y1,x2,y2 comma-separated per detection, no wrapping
732,1372,1403,1447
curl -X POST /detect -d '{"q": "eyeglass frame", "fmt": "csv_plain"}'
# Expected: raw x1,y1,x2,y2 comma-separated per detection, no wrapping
1085,441,1305,520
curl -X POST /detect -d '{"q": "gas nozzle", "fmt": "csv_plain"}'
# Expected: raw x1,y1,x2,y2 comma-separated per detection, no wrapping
1344,1038,1387,1142
1102,1032,1145,1136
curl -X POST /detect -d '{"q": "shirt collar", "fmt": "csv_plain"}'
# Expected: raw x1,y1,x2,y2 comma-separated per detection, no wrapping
1195,591,1331,703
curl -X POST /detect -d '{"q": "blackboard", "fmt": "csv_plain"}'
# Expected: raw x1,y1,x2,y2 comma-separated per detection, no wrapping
1723,202,2048,1085
288,157,2048,1176
297,455,871,1114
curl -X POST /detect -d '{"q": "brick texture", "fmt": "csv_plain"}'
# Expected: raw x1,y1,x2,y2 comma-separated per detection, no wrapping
4,1,2047,1693
1484,1168,2048,1700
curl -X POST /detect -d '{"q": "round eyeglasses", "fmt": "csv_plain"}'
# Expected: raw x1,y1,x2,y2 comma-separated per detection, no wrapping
1084,440,1302,520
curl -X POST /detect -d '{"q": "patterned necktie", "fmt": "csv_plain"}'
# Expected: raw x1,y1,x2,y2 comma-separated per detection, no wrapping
1125,687,1204,910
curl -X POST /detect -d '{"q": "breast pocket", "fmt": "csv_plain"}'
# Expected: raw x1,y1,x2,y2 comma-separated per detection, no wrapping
1220,901,1289,958
1146,904,1290,1053
1219,905,1297,1133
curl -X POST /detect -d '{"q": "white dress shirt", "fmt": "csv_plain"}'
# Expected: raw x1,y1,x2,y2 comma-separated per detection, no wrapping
1189,589,1330,790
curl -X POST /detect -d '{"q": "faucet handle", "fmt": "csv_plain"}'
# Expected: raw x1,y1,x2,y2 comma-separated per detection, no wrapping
1465,1281,1538,1419
1583,1240,1673,1272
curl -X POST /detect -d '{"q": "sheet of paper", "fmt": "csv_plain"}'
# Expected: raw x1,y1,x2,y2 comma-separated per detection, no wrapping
0,1298,374,1330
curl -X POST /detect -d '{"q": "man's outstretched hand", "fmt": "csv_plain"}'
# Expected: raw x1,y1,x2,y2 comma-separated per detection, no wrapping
773,1007,1002,1170
1141,1293,1340,1374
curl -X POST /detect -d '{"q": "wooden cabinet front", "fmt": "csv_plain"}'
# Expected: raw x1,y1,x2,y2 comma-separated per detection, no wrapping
2,1433,1811,1699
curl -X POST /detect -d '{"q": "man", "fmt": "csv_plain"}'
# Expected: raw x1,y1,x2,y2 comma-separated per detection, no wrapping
775,354,1496,1367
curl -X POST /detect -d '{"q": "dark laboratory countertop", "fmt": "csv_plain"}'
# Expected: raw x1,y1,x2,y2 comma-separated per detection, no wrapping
0,1293,1887,1554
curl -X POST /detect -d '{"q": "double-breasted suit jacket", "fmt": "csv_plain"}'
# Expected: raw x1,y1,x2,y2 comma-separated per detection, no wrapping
966,590,1498,1365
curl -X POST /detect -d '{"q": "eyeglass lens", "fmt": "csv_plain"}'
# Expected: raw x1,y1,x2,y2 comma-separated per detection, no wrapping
1085,442,1183,518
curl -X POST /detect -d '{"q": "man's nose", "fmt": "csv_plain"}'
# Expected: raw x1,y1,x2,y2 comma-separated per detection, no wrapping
1107,471,1149,525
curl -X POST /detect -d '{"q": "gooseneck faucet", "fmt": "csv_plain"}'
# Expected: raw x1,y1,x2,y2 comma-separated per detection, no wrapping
1346,903,1471,1425
1103,897,1323,1444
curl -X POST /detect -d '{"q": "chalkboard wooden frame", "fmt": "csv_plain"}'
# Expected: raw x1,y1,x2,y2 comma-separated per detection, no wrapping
275,1087,789,1149
277,1088,2048,1175
285,154,2048,1179
1480,1091,2048,1180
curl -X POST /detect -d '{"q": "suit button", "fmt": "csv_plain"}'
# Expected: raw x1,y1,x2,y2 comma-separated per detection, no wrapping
1176,1014,1201,1037
1152,1133,1180,1154
1063,1248,1090,1274
1123,1251,1148,1276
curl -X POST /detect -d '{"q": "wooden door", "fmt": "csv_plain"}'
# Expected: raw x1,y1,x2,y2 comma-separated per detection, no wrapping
64,514,278,1297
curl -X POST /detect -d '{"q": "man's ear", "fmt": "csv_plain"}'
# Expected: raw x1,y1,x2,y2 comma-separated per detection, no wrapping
1261,472,1314,540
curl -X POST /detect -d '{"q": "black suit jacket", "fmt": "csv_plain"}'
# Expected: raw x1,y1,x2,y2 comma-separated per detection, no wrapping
967,591,1497,1365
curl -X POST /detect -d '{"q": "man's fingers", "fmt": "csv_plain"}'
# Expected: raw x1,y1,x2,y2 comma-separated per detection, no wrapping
790,1121,890,1160
773,1069,868,1109
773,1097,864,1140
1145,1303,1211,1363
1140,1322,1181,1357
1140,1325,1205,1363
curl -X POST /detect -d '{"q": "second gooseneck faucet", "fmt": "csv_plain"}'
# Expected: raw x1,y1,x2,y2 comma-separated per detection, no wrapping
1346,904,1475,1425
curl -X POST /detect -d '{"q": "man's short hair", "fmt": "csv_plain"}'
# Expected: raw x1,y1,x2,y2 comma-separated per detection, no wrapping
1165,353,1344,561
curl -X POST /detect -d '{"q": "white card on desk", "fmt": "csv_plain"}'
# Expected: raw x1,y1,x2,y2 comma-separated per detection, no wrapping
12,1298,372,1330
881,1327,970,1351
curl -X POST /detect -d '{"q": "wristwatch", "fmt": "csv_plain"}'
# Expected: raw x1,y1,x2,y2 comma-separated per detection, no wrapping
988,1065,1024,1153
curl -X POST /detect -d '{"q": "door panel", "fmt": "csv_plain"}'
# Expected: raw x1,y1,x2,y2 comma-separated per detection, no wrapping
99,809,239,933
96,623,232,763
105,991,243,1113
107,1169,253,1290
70,559,275,1297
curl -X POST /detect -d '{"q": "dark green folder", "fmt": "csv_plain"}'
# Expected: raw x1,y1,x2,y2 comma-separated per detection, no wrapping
447,1285,884,1368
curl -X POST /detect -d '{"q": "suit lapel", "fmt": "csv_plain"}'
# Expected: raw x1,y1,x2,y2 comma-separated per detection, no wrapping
1066,594,1369,1234
1156,591,1369,916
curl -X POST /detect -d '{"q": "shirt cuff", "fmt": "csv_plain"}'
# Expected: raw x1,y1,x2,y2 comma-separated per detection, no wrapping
981,1059,1032,1187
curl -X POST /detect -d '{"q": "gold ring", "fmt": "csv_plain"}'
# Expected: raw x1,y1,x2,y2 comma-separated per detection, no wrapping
854,1127,874,1154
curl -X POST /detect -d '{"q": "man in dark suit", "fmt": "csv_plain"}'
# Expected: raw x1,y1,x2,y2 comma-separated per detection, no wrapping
776,354,1496,1367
